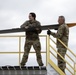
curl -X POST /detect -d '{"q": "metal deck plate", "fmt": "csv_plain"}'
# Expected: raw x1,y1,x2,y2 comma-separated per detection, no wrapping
0,66,47,75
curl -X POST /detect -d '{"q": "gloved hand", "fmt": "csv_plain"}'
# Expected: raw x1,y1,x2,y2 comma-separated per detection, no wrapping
47,30,51,35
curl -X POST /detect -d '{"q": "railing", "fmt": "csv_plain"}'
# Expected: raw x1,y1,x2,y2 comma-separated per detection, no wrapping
0,34,47,66
46,35,65,75
47,35,76,75
0,34,76,75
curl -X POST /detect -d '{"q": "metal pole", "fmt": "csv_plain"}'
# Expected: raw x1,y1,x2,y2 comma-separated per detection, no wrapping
19,37,21,66
46,35,50,66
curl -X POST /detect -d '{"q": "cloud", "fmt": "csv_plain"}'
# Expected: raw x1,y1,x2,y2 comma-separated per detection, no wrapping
0,1,76,74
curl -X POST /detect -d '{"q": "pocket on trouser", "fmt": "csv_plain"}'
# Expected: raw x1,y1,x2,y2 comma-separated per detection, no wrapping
33,40,41,51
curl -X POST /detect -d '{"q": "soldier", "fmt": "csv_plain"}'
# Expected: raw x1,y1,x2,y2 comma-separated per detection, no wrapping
47,16,69,73
20,12,44,66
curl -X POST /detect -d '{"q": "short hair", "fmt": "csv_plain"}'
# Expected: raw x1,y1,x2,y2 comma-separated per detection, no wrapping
29,12,36,20
59,16,65,21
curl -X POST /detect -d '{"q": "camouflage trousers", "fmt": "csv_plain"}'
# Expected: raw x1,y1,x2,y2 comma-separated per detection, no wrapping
21,39,43,66
57,48,67,73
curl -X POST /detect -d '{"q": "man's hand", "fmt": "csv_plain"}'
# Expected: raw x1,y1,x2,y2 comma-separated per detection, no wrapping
47,30,51,35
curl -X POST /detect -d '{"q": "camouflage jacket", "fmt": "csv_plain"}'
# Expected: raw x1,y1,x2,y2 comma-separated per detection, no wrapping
50,24,69,48
20,20,42,40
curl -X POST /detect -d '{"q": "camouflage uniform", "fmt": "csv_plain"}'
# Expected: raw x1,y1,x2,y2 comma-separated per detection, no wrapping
50,24,69,72
20,20,43,66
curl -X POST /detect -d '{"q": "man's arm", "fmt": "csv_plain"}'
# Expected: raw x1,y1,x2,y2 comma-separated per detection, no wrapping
35,21,42,34
20,21,28,28
47,25,64,39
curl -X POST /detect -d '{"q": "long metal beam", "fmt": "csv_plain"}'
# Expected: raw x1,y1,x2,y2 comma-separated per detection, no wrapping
0,23,76,34
0,24,59,34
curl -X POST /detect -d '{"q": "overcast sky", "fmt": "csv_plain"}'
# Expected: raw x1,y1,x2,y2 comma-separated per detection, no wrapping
0,0,76,74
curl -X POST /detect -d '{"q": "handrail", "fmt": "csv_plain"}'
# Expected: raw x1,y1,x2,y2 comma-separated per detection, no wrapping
0,51,46,54
0,34,75,75
49,59,65,75
58,39,76,57
47,35,65,75
0,35,47,37
66,54,74,62
66,67,73,75
58,39,76,75
50,37,75,62
50,45,74,75
0,34,47,66
50,50,74,75
49,36,76,75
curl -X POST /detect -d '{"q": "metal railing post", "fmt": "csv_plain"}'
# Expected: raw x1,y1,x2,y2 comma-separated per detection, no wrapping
19,37,21,66
46,35,50,66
